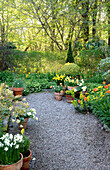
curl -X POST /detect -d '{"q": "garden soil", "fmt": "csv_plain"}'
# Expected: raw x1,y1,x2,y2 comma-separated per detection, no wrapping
8,91,110,170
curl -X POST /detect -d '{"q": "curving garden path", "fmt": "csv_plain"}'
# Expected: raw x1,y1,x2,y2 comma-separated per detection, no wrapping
9,91,110,170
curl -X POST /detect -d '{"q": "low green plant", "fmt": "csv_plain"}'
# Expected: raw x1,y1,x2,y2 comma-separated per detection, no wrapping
59,63,80,76
65,89,75,96
13,79,25,88
52,85,63,93
20,135,30,157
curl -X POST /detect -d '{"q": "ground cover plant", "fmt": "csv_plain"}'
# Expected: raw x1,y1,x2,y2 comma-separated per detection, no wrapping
72,82,110,128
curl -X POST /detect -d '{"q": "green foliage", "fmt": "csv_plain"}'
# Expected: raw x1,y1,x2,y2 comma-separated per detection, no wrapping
66,41,74,63
20,135,30,157
59,63,80,76
92,93,110,128
97,57,110,83
13,79,25,88
76,47,105,72
52,85,63,93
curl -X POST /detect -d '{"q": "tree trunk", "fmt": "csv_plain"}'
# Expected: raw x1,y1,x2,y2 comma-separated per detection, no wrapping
82,0,89,42
92,0,97,37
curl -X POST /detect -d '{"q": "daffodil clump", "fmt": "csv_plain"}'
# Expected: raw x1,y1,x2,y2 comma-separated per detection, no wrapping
53,74,65,85
65,89,75,96
72,82,110,127
64,76,87,92
12,99,38,124
0,133,24,165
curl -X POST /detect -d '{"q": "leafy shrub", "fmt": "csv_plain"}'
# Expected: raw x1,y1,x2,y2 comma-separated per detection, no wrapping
75,48,105,72
97,57,110,83
59,63,80,76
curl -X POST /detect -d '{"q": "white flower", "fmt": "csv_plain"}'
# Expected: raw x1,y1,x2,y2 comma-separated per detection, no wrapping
20,125,23,128
9,106,13,111
4,147,8,151
27,112,31,116
74,88,77,92
10,143,13,147
0,142,4,147
31,108,36,112
16,119,20,124
32,157,36,161
79,83,82,86
9,134,13,140
15,144,19,149
82,86,87,91
81,79,84,83
35,117,38,120
4,139,10,146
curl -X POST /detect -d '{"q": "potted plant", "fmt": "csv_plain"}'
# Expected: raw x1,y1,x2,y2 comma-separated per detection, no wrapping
0,133,24,169
12,78,25,96
52,85,63,101
20,134,32,170
12,99,38,130
64,76,79,90
65,89,75,103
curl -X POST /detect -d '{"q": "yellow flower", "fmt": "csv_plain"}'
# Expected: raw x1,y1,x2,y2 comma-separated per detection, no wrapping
25,68,27,70
37,71,39,73
12,119,15,123
29,72,30,74
34,68,36,71
21,129,25,135
20,70,21,72
23,98,26,101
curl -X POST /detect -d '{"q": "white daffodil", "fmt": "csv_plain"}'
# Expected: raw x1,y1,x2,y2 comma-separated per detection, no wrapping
4,147,8,151
16,119,20,124
20,125,23,128
9,134,13,140
35,117,38,120
27,112,31,116
82,86,87,91
15,144,19,149
0,142,4,147
9,106,13,111
74,88,77,92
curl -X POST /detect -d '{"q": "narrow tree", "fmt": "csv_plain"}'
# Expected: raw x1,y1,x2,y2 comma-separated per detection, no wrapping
66,41,74,63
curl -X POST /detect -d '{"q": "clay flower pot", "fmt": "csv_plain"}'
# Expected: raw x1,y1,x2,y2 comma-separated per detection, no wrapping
21,150,32,170
12,87,24,96
18,118,29,130
0,153,23,170
66,95,74,103
54,92,62,101
67,86,78,90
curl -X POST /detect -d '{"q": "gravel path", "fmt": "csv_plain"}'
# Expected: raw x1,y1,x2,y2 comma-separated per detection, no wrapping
9,91,110,170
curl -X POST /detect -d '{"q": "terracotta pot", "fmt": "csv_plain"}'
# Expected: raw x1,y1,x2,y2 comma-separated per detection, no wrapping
18,118,29,130
0,153,23,170
54,92,62,101
12,87,24,96
67,86,78,90
21,150,32,170
61,86,66,96
66,95,74,103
